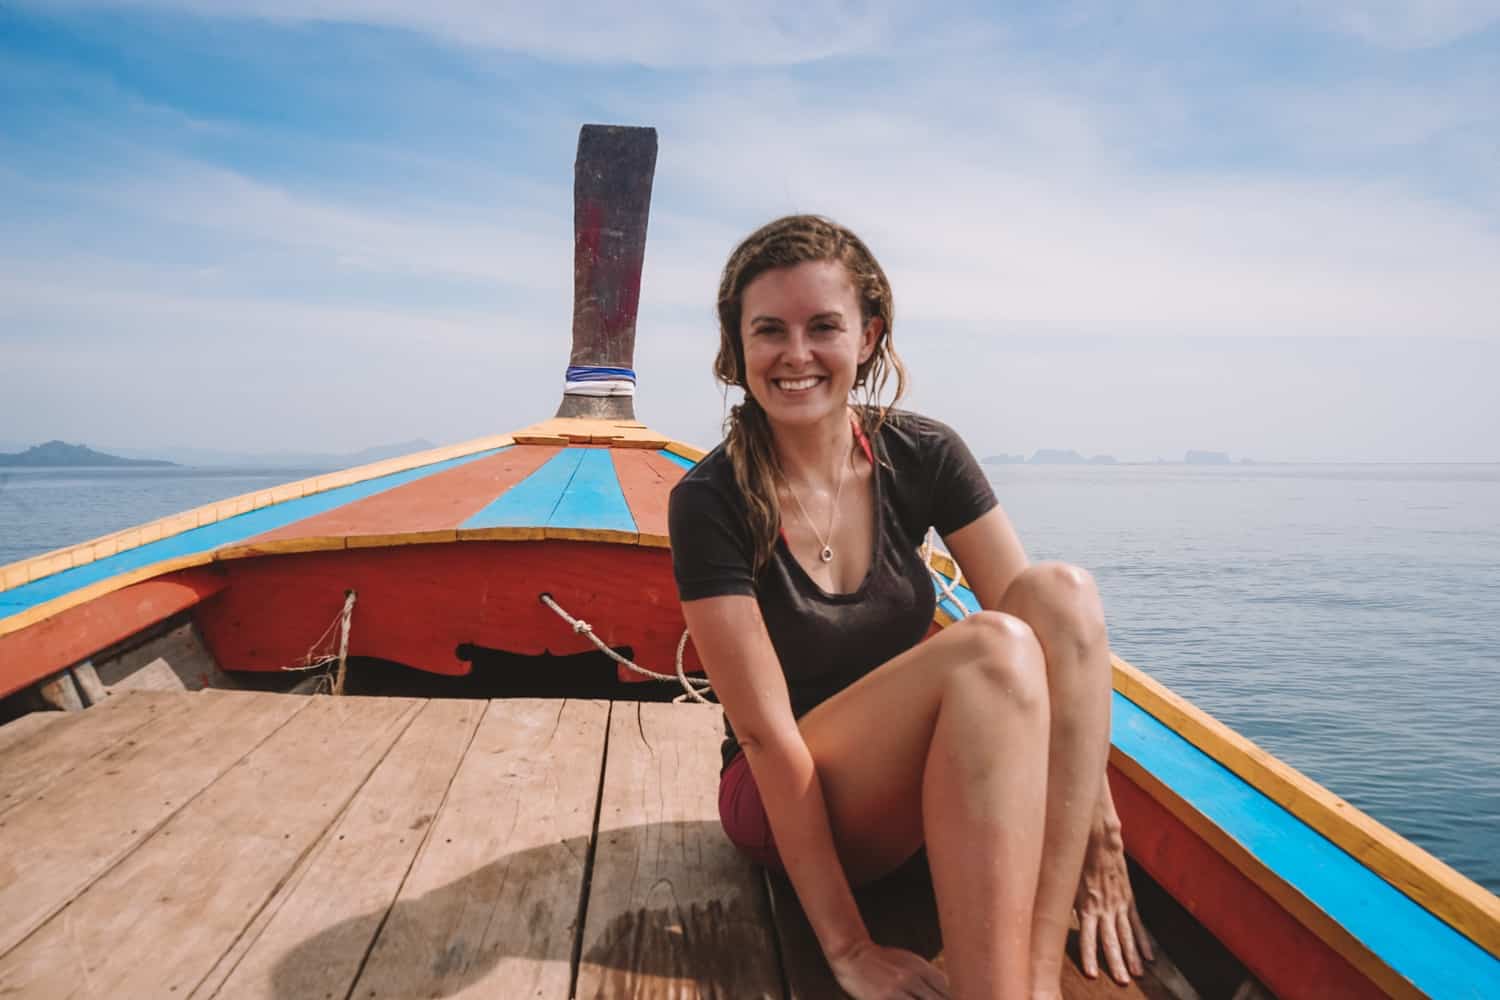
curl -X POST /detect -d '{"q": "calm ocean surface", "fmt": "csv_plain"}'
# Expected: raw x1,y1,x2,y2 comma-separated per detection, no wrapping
2,462,1497,892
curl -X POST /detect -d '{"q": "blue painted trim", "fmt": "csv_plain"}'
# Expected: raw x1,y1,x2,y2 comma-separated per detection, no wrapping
548,448,636,534
0,449,508,618
1114,692,1499,997
461,448,587,529
658,449,696,471
930,571,981,621
934,573,1497,996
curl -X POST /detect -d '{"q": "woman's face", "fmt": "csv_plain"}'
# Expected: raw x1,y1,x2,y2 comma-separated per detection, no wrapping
739,259,880,432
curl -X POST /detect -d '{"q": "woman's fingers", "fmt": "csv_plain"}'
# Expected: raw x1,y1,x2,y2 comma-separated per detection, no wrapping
1099,916,1130,985
1117,909,1145,977
1077,912,1100,978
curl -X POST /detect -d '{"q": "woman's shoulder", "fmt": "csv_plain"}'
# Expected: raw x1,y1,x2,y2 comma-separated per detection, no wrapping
668,441,740,509
869,407,967,458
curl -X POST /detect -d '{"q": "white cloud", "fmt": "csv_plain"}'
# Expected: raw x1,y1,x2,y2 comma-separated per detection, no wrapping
35,0,897,67
1317,0,1500,49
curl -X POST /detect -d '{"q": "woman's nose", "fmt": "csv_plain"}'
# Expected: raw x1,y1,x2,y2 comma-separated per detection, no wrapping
783,327,814,364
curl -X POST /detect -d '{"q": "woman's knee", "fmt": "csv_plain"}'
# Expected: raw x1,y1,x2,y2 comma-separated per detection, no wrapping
1003,562,1107,652
946,611,1048,710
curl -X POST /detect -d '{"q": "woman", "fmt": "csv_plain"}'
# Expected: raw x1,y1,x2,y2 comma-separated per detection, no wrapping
668,215,1150,999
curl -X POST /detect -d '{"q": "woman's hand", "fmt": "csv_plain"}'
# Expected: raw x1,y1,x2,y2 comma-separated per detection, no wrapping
1074,820,1154,983
828,938,950,999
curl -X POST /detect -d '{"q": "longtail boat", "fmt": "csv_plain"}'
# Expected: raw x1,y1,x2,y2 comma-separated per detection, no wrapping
0,125,1496,1000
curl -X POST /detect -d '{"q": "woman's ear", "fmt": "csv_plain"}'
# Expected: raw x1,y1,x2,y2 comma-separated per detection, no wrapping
859,317,883,364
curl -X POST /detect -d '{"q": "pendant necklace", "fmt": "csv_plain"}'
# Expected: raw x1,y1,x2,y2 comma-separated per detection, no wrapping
781,436,852,564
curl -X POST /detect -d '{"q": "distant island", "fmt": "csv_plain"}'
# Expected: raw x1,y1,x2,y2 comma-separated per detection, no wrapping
1184,450,1232,465
0,441,176,467
984,450,1119,466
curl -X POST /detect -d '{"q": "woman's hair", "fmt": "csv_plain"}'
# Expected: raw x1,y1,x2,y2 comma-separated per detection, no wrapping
714,214,908,574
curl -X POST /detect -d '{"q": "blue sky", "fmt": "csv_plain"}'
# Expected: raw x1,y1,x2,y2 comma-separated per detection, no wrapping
2,2,1498,462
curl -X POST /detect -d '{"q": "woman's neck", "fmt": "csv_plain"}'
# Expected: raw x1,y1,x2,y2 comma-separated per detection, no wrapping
770,407,857,487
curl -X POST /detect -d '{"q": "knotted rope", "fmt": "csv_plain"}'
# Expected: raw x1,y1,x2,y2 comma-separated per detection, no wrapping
920,529,971,619
280,589,357,694
539,592,712,704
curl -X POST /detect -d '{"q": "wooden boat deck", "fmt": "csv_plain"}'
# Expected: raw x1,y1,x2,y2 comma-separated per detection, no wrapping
0,690,1186,998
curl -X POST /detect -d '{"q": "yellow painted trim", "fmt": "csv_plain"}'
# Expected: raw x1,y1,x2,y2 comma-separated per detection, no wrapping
663,440,707,463
214,536,350,561
1112,749,1421,999
454,525,547,542
0,432,516,596
542,526,640,546
345,529,459,549
637,531,671,549
1113,655,1500,959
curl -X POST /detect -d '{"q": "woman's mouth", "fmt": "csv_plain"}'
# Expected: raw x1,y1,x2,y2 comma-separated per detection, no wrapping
772,376,825,393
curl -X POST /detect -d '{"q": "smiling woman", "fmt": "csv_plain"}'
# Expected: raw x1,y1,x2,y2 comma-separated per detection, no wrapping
668,215,1142,999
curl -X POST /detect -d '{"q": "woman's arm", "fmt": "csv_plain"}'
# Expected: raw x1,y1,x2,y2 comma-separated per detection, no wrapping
681,594,869,959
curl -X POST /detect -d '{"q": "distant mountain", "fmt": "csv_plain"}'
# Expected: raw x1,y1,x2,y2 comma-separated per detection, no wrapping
1030,449,1087,465
1185,450,1232,465
103,438,439,468
0,441,176,467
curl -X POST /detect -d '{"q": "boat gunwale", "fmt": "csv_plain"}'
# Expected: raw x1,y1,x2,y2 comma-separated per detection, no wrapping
927,548,1500,978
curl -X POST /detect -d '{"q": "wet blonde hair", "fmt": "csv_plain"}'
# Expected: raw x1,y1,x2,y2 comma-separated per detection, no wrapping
714,214,908,573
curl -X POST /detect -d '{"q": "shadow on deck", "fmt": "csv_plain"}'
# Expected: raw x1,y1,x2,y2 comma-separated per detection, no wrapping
0,690,1233,998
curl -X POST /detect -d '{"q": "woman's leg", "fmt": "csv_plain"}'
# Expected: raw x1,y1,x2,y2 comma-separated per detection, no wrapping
796,610,1051,999
998,563,1114,998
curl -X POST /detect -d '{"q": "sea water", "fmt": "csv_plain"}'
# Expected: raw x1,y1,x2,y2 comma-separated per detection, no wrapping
1,462,1497,892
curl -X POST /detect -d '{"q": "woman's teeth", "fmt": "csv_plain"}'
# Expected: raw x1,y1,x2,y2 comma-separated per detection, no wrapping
775,376,822,391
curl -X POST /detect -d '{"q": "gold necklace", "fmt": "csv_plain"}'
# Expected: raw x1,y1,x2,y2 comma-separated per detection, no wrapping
780,441,852,564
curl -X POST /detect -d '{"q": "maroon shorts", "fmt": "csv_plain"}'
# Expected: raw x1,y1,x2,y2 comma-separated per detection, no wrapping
718,752,784,871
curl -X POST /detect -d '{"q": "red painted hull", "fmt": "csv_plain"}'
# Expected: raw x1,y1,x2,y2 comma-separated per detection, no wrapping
194,540,702,682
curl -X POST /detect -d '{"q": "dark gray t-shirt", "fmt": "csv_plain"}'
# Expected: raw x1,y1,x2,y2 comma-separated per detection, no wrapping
667,410,998,770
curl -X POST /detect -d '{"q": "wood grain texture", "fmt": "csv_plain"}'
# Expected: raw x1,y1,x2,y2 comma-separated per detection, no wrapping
245,445,558,548
0,690,310,959
350,698,607,999
0,710,59,757
92,619,225,695
612,448,689,547
0,689,190,819
576,701,780,999
196,698,485,999
0,693,418,997
1112,654,1500,962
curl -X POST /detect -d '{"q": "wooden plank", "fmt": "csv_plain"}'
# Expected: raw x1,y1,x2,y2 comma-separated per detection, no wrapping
0,689,190,819
0,711,59,757
1112,655,1500,961
576,701,780,998
93,619,227,695
0,693,419,996
350,698,608,999
612,449,689,547
462,447,586,531
195,698,485,999
548,447,637,536
0,567,228,700
0,690,310,957
245,445,556,548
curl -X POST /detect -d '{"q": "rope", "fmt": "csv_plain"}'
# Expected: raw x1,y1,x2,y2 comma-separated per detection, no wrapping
564,365,636,397
921,529,970,619
539,593,712,704
279,589,358,695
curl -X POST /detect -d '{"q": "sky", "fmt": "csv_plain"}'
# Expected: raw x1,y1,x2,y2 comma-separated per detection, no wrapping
2,2,1498,463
